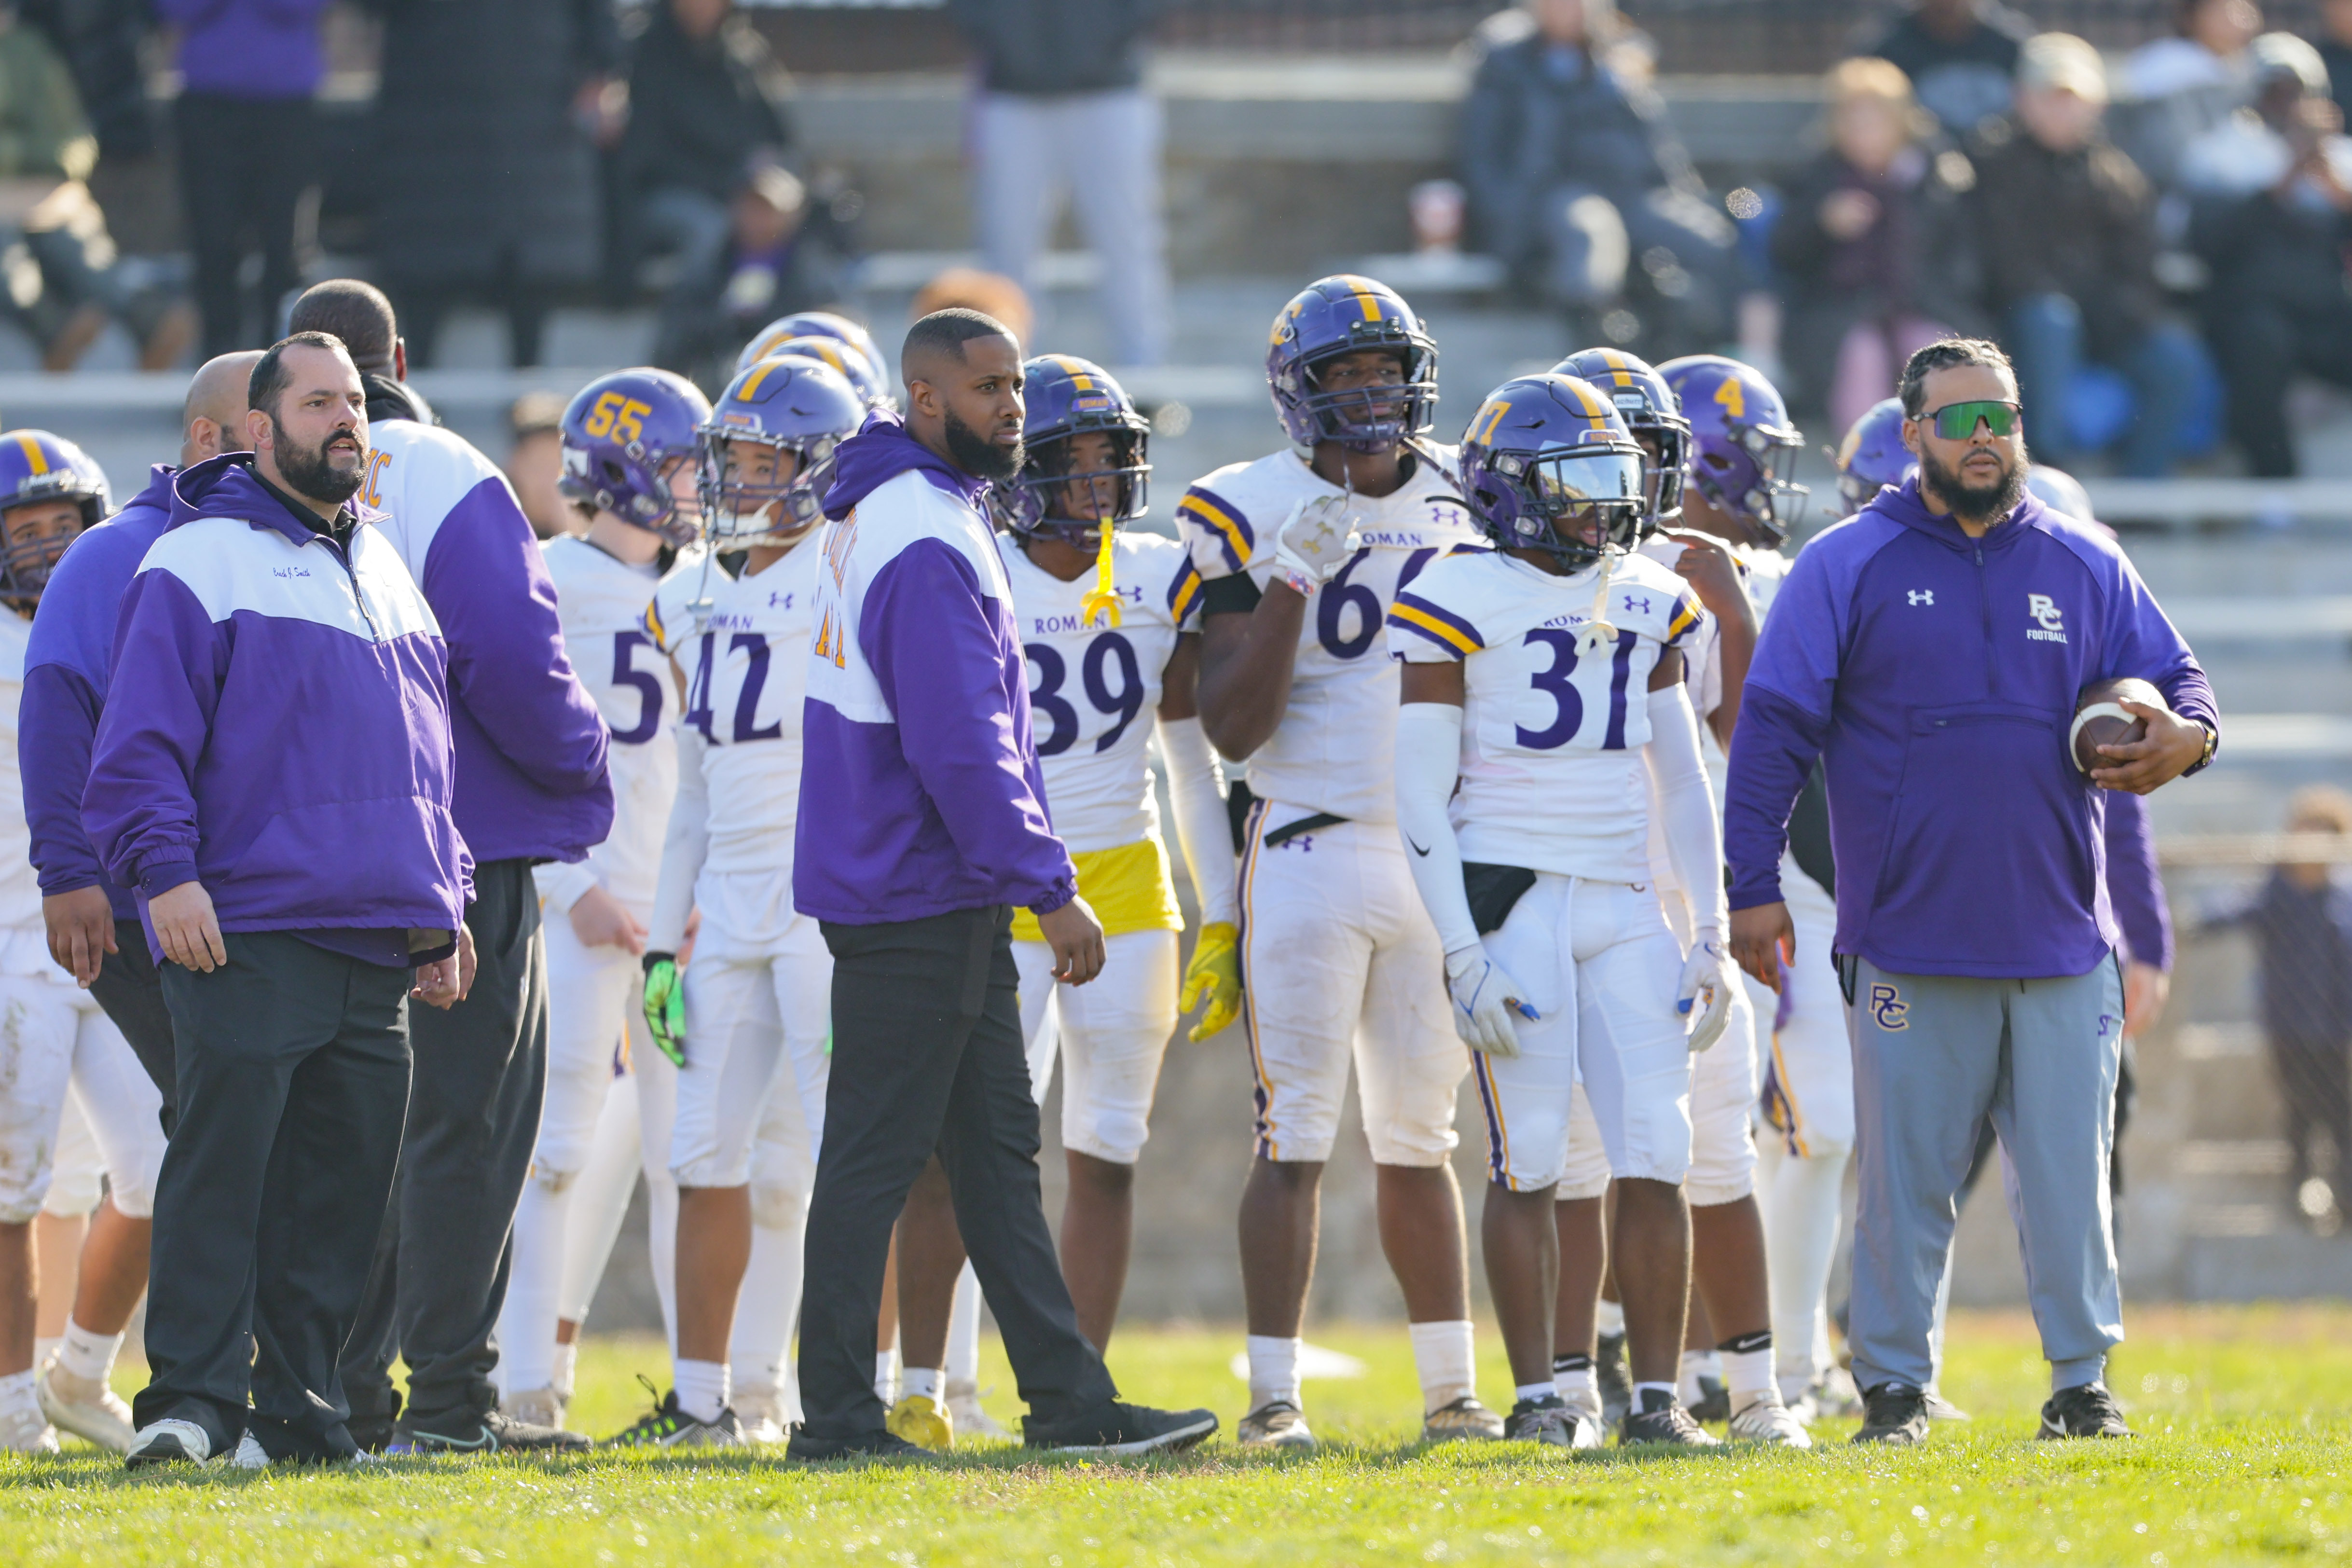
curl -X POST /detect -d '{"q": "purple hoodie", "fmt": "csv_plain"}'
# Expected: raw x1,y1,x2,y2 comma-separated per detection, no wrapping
793,412,1077,924
82,454,471,950
154,0,331,100
23,465,175,921
1724,478,2215,979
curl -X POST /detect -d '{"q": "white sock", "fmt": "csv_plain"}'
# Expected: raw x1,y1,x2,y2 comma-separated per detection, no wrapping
1678,1348,1721,1406
874,1348,900,1406
901,1365,941,1403
551,1341,579,1401
0,1370,35,1415
1513,1380,1554,1404
1551,1355,1599,1417
1721,1332,1776,1405
1595,1299,1625,1338
30,1337,59,1375
1245,1334,1301,1411
674,1358,729,1425
1409,1319,1478,1415
56,1320,121,1384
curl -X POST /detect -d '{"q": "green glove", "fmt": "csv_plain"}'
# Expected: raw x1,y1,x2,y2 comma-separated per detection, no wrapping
642,952,685,1067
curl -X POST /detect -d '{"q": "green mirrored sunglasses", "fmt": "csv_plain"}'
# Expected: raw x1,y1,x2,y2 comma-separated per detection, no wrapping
1924,400,2021,440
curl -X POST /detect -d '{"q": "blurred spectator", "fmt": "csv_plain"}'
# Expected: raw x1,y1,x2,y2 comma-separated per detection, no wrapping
1770,57,1983,433
664,164,853,385
0,7,192,370
2113,0,2263,193
505,391,578,541
1862,0,2033,138
622,0,792,373
951,0,1169,367
1458,0,1744,350
2202,787,2352,1224
19,0,153,161
155,0,329,358
1973,34,2207,477
2184,34,2352,476
2320,0,2352,123
369,0,621,368
911,266,1034,352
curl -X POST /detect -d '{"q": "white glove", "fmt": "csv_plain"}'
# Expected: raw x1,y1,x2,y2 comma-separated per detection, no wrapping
1444,944,1538,1058
1271,494,1359,587
1677,934,1733,1053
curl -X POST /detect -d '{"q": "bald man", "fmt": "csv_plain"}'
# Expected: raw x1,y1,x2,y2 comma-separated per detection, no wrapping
24,350,265,1117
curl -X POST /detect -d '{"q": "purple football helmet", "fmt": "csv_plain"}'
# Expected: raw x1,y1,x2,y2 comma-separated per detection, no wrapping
1658,355,1807,547
1266,274,1438,454
1834,397,1911,516
745,333,892,411
993,354,1151,545
699,355,865,549
1553,346,1690,534
559,368,712,546
1458,374,1647,568
0,429,107,609
738,310,883,379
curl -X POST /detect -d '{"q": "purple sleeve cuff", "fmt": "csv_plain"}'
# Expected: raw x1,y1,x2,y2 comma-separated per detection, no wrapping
138,858,199,896
1028,879,1078,917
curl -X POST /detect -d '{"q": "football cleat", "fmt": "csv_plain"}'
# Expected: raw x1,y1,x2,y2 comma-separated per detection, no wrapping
733,1385,788,1445
1504,1395,1580,1446
2038,1382,2132,1440
1621,1392,1720,1448
1236,1400,1318,1452
1923,1387,1972,1422
786,1426,937,1462
945,1378,1009,1440
498,1386,566,1436
1686,1373,1731,1424
1422,1396,1506,1443
1023,1402,1219,1456
600,1381,739,1450
1595,1333,1634,1426
1852,1382,1930,1445
36,1358,131,1451
390,1407,591,1455
887,1394,953,1452
124,1417,212,1468
1726,1390,1813,1447
230,1431,272,1469
0,1395,58,1454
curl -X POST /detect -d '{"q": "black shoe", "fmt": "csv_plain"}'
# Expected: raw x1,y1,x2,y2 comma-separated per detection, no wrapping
1023,1402,1219,1456
601,1382,745,1450
1853,1382,1930,1445
389,1407,590,1455
1687,1374,1731,1423
1620,1390,1719,1447
1596,1332,1633,1426
785,1426,936,1462
2039,1381,2132,1439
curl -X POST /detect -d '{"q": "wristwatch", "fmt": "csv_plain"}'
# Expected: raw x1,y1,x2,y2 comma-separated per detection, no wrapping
2194,720,2218,770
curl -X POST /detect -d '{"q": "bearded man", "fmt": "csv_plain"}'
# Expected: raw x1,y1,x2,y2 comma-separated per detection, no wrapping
1719,337,2218,1446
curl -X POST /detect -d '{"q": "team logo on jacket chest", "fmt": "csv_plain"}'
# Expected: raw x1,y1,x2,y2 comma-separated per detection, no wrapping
2026,593,2067,644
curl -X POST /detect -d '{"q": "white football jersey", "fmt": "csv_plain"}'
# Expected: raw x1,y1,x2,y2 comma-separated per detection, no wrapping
1177,445,1482,824
646,531,825,874
1392,546,1703,880
997,529,1199,854
0,612,43,955
542,536,696,908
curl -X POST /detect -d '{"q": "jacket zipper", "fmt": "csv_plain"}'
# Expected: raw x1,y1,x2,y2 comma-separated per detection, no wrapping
1973,541,1993,694
316,532,383,643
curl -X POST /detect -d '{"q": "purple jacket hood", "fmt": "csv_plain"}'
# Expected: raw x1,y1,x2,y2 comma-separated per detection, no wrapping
823,410,991,521
169,451,383,540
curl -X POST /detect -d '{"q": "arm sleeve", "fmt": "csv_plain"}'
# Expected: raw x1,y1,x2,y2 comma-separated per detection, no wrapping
532,859,598,918
1644,683,1728,937
2101,550,2219,766
864,539,1076,913
2103,789,2173,969
1156,714,1238,927
421,475,613,796
1394,701,1482,958
1723,547,1844,910
81,571,225,896
646,724,711,954
20,663,106,896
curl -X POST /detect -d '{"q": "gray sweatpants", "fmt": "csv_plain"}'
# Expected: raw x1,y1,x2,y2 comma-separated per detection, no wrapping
1846,952,2124,1395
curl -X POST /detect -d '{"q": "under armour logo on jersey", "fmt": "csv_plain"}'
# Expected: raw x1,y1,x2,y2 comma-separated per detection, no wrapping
767,591,794,609
1869,983,1909,1031
1622,594,1653,616
1907,590,1934,606
2027,592,2068,643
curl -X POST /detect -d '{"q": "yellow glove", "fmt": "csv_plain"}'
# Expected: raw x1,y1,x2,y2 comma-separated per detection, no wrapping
1180,921,1242,1042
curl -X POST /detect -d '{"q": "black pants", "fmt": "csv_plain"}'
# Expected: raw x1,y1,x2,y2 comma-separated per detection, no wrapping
341,858,548,1435
2272,1033,2352,1194
801,906,1118,1439
89,917,178,1134
135,932,411,1460
173,92,313,358
2209,294,2352,477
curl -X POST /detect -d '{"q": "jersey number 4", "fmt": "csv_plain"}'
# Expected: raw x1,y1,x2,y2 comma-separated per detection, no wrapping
1515,627,1638,751
1030,633,1144,756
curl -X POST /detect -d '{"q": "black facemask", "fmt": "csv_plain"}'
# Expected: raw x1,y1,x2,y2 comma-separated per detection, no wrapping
1918,438,2026,527
943,406,1023,482
272,414,367,507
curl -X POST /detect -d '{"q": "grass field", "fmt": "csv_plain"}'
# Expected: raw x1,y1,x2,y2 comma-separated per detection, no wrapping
5,1306,2351,1565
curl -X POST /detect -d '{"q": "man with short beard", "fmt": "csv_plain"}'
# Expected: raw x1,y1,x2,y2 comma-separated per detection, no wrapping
1720,337,2218,1447
84,333,473,1468
786,308,1215,1460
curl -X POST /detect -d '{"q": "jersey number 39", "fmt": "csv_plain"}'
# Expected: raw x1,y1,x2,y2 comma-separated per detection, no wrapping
1029,633,1145,756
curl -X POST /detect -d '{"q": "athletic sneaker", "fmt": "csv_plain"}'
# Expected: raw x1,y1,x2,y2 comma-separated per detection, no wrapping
392,1406,591,1455
37,1358,135,1452
1023,1402,1219,1456
1422,1396,1506,1442
733,1386,788,1445
1923,1388,1972,1422
601,1384,743,1450
1726,1391,1813,1447
125,1418,214,1469
887,1394,953,1451
1236,1400,1317,1452
1802,1367,1865,1421
1504,1395,1581,1446
785,1426,937,1462
1595,1332,1633,1426
1687,1374,1731,1423
499,1386,566,1434
1852,1382,1930,1445
1621,1391,1719,1447
230,1432,272,1470
0,1396,57,1454
2038,1382,2132,1440
945,1377,1010,1439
